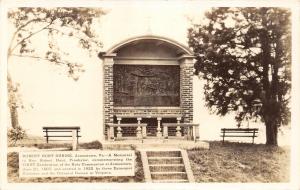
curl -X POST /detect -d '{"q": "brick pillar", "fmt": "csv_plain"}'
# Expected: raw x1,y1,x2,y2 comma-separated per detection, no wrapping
179,55,195,123
101,54,116,137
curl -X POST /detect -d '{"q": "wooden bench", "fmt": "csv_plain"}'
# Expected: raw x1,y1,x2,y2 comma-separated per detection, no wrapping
162,123,200,141
106,123,147,141
42,126,81,144
221,128,258,144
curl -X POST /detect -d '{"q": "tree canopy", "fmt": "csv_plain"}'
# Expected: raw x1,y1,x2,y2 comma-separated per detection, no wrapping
8,7,105,79
7,7,105,138
188,7,291,145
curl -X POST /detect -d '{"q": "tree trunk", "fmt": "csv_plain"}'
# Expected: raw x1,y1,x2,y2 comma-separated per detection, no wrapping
265,118,278,146
259,10,279,146
7,73,20,129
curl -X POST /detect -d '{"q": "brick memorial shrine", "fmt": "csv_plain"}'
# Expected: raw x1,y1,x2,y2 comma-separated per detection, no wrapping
99,35,199,141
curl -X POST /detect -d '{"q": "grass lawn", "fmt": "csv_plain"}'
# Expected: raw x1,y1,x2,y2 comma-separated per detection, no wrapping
7,140,289,183
188,141,290,182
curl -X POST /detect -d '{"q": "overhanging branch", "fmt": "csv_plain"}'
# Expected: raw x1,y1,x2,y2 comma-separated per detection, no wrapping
8,20,54,56
9,53,71,66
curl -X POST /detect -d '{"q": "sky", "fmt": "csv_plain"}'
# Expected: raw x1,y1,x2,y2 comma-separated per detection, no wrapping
6,1,291,145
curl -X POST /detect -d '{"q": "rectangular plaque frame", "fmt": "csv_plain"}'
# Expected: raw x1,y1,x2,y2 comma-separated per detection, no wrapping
113,64,180,106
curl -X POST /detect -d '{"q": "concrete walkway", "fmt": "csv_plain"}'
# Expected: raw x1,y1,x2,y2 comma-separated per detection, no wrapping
8,139,209,153
102,139,209,150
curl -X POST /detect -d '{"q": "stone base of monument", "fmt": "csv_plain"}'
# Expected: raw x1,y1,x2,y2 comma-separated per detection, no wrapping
102,139,209,150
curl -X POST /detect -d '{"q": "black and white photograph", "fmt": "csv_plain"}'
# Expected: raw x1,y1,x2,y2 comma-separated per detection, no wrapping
0,0,299,190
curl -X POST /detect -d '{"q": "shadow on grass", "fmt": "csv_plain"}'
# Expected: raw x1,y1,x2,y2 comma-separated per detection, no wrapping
34,140,103,150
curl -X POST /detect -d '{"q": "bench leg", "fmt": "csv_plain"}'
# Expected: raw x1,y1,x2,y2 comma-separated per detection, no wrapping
46,129,49,143
77,130,79,145
72,130,77,151
222,132,225,143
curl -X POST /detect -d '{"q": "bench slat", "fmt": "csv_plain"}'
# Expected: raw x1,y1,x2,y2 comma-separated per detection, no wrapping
220,135,258,137
44,135,81,138
43,130,81,132
221,131,258,133
43,127,80,130
221,128,258,131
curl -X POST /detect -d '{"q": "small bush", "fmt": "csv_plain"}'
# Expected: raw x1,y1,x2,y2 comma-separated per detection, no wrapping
79,141,102,149
8,126,26,146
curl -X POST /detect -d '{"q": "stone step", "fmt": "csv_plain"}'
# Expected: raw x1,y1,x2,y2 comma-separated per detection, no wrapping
151,172,188,180
141,149,195,183
148,157,183,165
147,151,181,157
152,179,189,183
149,164,186,172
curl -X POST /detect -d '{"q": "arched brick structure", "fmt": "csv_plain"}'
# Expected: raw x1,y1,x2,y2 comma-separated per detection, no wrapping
99,35,195,139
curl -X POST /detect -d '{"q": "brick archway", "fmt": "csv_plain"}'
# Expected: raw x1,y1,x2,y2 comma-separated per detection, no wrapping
99,35,195,139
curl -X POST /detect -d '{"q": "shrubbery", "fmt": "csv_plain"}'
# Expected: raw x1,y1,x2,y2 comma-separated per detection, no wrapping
8,126,26,146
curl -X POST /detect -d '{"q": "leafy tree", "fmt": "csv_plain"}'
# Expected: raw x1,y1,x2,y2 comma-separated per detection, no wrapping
188,7,291,145
7,7,105,140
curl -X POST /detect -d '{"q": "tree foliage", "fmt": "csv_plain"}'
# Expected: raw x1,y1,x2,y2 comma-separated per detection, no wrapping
188,7,291,145
7,7,105,142
8,7,105,78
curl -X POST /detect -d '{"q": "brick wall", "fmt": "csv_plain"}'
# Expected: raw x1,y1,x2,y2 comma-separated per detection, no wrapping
103,55,115,129
180,60,194,123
